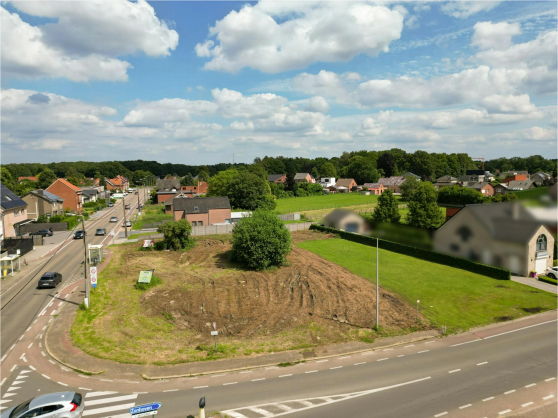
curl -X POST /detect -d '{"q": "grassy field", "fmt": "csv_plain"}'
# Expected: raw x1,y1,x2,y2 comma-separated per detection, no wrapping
275,194,380,214
132,204,172,230
298,239,557,333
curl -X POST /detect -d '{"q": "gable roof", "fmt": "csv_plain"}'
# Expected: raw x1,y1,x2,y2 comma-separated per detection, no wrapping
25,189,64,203
378,176,406,186
81,189,98,197
401,172,420,179
173,196,230,214
0,182,27,210
267,174,285,182
49,178,82,193
157,178,180,191
437,175,458,182
363,183,383,189
294,173,312,180
18,176,38,182
506,180,534,190
468,182,492,190
335,178,356,188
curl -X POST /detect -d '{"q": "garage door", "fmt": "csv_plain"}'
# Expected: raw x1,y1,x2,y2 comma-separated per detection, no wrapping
345,223,359,233
535,257,547,274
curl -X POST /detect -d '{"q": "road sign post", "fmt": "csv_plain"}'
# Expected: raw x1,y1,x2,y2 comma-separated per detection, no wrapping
130,403,161,417
211,322,217,350
416,299,420,323
90,267,97,289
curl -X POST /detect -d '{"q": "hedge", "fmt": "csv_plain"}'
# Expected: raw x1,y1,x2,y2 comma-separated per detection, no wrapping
538,276,558,286
514,187,548,200
310,224,511,280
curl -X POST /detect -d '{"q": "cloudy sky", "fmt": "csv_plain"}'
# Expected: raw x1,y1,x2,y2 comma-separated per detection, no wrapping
1,0,556,164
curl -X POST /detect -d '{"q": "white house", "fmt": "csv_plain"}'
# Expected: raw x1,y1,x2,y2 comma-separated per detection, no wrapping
319,177,336,188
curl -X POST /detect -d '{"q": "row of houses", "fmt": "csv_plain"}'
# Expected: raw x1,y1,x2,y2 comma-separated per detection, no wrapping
155,178,209,204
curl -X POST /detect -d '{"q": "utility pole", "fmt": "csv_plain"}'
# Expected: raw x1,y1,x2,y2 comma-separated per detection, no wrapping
81,216,90,308
123,196,128,238
376,238,379,329
137,188,140,213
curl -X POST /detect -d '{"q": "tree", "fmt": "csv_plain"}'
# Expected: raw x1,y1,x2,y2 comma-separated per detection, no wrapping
181,173,196,187
320,162,337,178
437,186,485,205
228,172,273,210
16,180,37,197
207,169,239,197
406,182,445,229
410,150,435,179
491,193,518,202
37,215,48,223
157,220,194,251
1,166,17,191
347,156,379,184
400,176,420,201
372,189,401,223
67,176,80,187
230,210,292,270
256,194,277,211
377,153,396,177
248,163,268,179
197,170,210,182
37,168,57,189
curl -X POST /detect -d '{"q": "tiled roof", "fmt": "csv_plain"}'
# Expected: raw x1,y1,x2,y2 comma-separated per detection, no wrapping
173,197,230,214
50,178,82,193
1,182,27,210
267,174,285,182
363,183,383,189
294,173,311,180
378,176,406,186
335,179,356,188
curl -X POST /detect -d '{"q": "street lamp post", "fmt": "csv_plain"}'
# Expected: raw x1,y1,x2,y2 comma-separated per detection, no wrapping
81,216,90,308
376,237,379,329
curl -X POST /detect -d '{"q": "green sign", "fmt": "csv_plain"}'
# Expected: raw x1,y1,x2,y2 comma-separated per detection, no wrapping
138,270,154,283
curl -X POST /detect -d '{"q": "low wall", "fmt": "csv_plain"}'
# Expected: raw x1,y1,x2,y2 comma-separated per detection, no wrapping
278,213,301,221
1,238,34,256
21,222,68,234
143,220,172,228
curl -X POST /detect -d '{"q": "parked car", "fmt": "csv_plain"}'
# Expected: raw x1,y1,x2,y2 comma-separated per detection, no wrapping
544,266,558,280
110,217,118,222
125,204,131,209
108,202,114,207
1,392,84,418
95,228,106,236
37,272,62,288
73,230,86,239
29,229,53,237
125,220,132,228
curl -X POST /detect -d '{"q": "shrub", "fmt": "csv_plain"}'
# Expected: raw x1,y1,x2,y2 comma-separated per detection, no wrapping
49,215,64,223
230,210,292,270
36,215,48,223
134,275,162,291
310,224,511,280
157,220,194,251
539,276,557,286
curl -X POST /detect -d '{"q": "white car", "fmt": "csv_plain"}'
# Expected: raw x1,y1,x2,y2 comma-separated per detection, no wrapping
544,266,557,280
1,392,84,418
125,220,132,228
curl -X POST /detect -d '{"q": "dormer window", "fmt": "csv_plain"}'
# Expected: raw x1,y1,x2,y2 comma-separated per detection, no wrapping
194,206,199,212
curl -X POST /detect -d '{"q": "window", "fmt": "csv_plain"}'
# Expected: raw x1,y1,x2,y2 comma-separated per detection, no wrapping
457,226,473,242
536,234,547,251
194,206,199,212
14,210,19,215
191,221,197,226
198,221,203,226
41,405,64,414
20,408,42,418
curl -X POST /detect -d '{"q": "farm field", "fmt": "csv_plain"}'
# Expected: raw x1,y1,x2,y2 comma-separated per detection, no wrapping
298,239,557,334
275,193,380,214
132,203,172,230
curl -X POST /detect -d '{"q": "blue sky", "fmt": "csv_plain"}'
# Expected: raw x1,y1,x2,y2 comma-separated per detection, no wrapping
2,1,557,164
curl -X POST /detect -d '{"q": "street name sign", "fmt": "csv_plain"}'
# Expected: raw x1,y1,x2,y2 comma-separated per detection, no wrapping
138,269,154,283
130,403,161,416
211,331,218,336
90,267,97,288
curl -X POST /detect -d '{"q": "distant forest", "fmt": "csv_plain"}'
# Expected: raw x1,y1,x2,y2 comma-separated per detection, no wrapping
3,150,556,186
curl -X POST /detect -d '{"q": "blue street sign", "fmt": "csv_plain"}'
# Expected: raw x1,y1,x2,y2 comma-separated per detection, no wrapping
92,284,97,288
130,403,162,415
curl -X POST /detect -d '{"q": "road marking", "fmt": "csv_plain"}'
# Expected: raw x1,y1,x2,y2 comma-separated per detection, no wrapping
252,378,265,381
18,335,24,341
82,403,136,416
41,351,46,356
485,319,558,340
361,351,374,355
265,367,279,370
418,350,429,353
275,404,293,412
9,345,15,352
78,388,92,391
525,383,536,388
100,379,113,382
41,374,50,379
404,345,415,347
0,379,6,387
194,386,208,389
211,374,226,377
425,341,435,344
78,375,90,378
434,413,448,417
85,392,118,398
450,339,480,347
316,360,328,363
505,390,516,394
225,412,248,418
249,407,274,417
499,410,512,415
223,382,237,386
239,371,253,374
543,395,554,400
383,349,393,351
397,355,405,357
7,387,20,392
340,356,351,359
0,401,13,405
545,377,556,381
125,381,139,384
449,369,461,373
330,366,343,370
477,362,488,366
57,382,68,386
305,370,318,374
27,343,33,349
0,355,6,363
354,362,366,366
42,326,47,331
48,360,55,364
279,374,292,377
163,389,179,392
459,404,471,409
483,397,495,401
29,366,36,370
377,358,388,362
10,365,16,372
522,402,534,407
26,327,31,332
85,395,137,406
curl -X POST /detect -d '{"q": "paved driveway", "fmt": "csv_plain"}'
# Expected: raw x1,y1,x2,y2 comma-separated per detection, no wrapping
511,275,557,294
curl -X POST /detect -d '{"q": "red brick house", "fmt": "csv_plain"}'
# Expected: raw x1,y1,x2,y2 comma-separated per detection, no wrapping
502,174,527,183
105,175,129,191
363,183,385,195
468,182,494,196
334,179,357,192
46,178,83,212
267,174,287,184
294,173,316,183
180,181,208,195
173,197,232,226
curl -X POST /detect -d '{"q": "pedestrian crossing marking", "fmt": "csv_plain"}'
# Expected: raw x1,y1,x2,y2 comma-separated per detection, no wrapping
3,394,16,398
7,387,20,392
85,392,119,398
85,395,138,407
82,402,136,416
19,371,31,374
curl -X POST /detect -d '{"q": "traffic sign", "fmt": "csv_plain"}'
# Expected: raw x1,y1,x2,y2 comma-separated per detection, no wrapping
133,412,157,418
213,322,216,330
130,403,161,416
90,267,97,288
211,331,218,336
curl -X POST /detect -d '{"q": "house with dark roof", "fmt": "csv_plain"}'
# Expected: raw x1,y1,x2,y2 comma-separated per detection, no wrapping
434,202,554,276
267,174,287,184
294,173,315,183
1,182,29,239
530,172,551,187
466,182,494,196
156,178,181,203
46,179,82,212
22,190,64,220
172,197,232,226
378,176,407,193
504,179,535,193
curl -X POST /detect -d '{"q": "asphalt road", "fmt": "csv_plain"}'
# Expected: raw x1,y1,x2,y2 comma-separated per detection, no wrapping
0,192,144,358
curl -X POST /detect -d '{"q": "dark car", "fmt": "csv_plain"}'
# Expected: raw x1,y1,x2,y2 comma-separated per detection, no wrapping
74,230,86,239
95,228,106,236
38,272,62,288
125,204,131,209
30,229,53,237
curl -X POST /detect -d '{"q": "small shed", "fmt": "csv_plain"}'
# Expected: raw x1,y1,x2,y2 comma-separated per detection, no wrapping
1,254,21,277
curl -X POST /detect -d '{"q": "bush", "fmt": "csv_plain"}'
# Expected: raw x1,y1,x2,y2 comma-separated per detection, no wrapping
310,224,511,280
230,210,292,270
36,215,48,223
134,275,162,291
157,219,194,251
538,276,557,286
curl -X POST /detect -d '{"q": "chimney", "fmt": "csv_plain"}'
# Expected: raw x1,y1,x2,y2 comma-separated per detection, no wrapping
37,189,45,197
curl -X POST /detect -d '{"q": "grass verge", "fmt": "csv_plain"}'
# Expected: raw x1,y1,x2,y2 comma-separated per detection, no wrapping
275,194,379,214
133,204,172,230
297,239,557,333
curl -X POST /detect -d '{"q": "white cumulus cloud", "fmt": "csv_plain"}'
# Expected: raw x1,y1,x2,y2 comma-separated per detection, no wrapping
440,1,501,19
472,21,522,50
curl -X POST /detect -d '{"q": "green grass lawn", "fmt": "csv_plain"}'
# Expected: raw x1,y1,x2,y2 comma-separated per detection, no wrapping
275,194,380,214
298,239,557,333
132,204,172,230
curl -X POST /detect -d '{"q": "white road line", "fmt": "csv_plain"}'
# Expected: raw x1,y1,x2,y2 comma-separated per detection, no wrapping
450,339,480,347
477,362,488,366
543,395,554,400
85,395,138,406
505,390,516,394
163,389,178,392
361,351,374,355
339,356,351,359
485,319,558,340
252,378,265,381
223,382,237,386
57,382,68,386
459,404,471,409
525,383,536,388
377,358,388,362
434,413,448,417
78,388,92,391
9,345,15,352
27,343,33,349
42,374,50,379
418,350,429,353
10,365,16,372
211,374,226,377
265,367,279,370
42,326,47,331
316,360,328,363
41,351,46,356
249,407,274,417
82,403,136,416
330,366,343,370
29,366,36,370
499,410,512,415
397,355,405,357
85,391,118,398
0,379,6,387
7,387,20,392
225,412,248,418
39,343,42,347
383,349,393,351
279,374,292,378
522,402,534,407
483,397,495,401
78,375,90,378
305,370,318,374
26,327,31,332
354,362,366,366
404,345,415,347
48,360,55,364
425,341,435,344
100,379,113,382
239,371,253,374
449,369,461,373
545,377,556,381
194,386,208,389
0,355,6,363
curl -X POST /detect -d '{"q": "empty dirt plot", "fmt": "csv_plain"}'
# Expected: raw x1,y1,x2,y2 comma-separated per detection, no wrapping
71,231,428,365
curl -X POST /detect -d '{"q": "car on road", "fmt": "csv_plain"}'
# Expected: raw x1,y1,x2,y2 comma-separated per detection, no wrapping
134,191,138,194
95,228,106,236
110,216,118,222
29,229,53,237
544,266,558,279
125,204,131,209
125,220,132,227
1,391,84,418
73,230,86,239
37,272,62,288
108,202,114,207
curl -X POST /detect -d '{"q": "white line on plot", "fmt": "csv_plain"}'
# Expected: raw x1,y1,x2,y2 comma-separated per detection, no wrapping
434,413,448,417
0,355,6,363
305,370,318,374
0,379,6,387
404,345,415,348
26,327,31,332
361,351,374,356
42,374,50,379
525,383,536,388
279,374,292,378
79,388,92,391
543,395,555,400
57,382,68,386
9,345,15,351
339,356,351,359
10,365,17,372
18,335,24,341
78,375,90,378
459,404,471,409
33,320,38,324
211,374,226,377
330,366,343,370
397,355,405,357
522,402,534,407
377,358,388,362
499,409,512,415
505,390,516,395
483,397,495,401
41,351,46,357
425,341,435,344
48,360,55,364
38,343,42,347
545,377,556,381
418,350,429,353
239,371,252,374
449,369,461,373
223,382,237,386
27,343,33,349
163,389,178,392
485,319,558,340
354,362,366,366
450,340,480,347
477,362,488,366
316,360,328,363
194,386,208,389
100,379,113,382
29,366,36,370
252,378,265,381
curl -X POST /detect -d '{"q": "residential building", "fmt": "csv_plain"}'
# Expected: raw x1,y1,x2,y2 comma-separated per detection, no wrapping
467,182,494,196
436,175,458,184
502,174,527,183
434,182,462,191
156,178,181,203
105,175,129,191
505,179,535,192
319,177,336,188
378,176,407,194
46,178,83,212
333,179,357,192
85,178,100,187
180,181,208,195
434,202,554,276
173,197,232,226
294,173,316,183
1,182,29,238
530,172,551,187
22,190,64,220
501,170,529,178
363,183,385,195
267,174,287,184
493,183,509,195
81,189,98,203
400,172,421,180
18,176,38,183
322,209,368,234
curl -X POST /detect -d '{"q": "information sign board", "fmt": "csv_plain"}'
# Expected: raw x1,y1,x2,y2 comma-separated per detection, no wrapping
138,270,154,283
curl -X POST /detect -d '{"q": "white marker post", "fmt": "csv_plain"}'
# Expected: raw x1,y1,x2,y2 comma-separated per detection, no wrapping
211,322,218,350
416,300,420,323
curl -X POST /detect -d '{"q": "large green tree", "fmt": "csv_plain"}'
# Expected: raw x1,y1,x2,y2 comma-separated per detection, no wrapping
347,156,379,184
181,173,196,187
437,186,485,205
320,162,337,178
207,169,239,197
228,172,274,210
37,168,57,189
372,189,401,223
406,182,445,229
1,167,17,191
400,176,420,201
377,153,396,178
157,220,194,251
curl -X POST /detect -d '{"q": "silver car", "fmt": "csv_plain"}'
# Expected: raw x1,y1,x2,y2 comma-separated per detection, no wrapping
1,392,84,418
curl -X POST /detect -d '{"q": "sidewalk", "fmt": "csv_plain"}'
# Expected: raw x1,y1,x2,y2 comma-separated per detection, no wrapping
511,275,557,294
